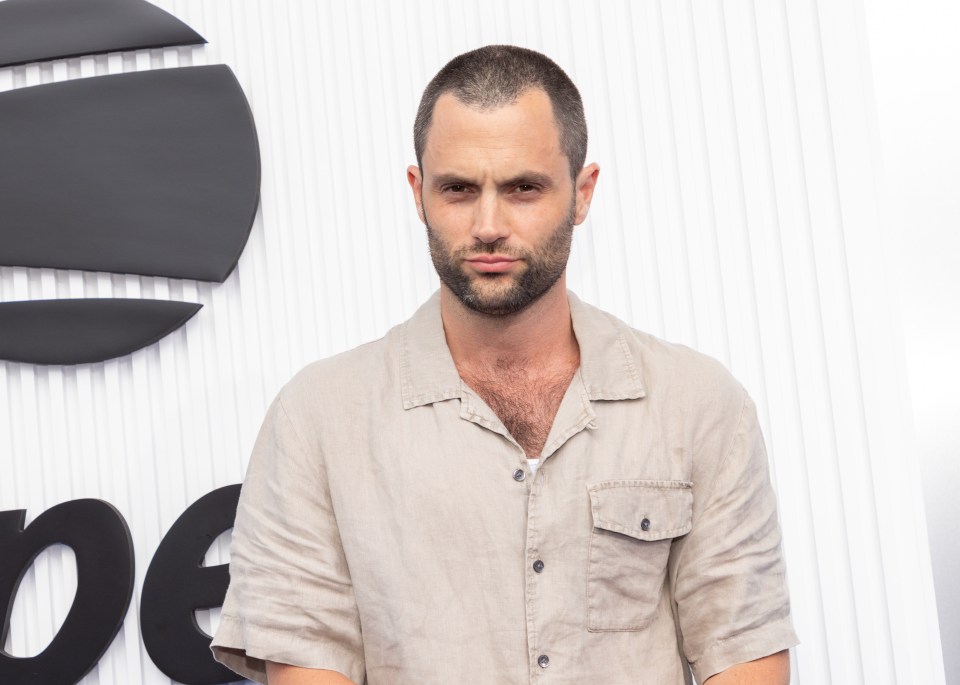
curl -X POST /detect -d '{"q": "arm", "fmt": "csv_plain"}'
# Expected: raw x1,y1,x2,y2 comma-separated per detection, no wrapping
671,386,798,683
266,662,357,685
210,392,366,684
703,650,790,684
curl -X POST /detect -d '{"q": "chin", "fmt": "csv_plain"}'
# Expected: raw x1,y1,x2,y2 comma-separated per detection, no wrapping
463,286,550,318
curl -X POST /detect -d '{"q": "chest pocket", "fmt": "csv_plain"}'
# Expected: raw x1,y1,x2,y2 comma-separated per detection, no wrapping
586,480,693,631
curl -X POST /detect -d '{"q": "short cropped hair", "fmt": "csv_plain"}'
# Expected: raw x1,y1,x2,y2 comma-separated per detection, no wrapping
414,45,587,180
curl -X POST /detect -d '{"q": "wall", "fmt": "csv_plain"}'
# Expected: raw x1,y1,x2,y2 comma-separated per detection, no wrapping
861,1,960,682
0,1,946,683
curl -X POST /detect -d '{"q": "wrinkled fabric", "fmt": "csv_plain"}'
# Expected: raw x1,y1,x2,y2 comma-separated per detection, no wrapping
211,291,798,685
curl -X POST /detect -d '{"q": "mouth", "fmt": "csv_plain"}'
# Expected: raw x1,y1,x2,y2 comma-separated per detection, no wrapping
464,254,519,273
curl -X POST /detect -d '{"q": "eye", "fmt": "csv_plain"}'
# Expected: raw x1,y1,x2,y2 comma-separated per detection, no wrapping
444,184,468,193
515,183,538,193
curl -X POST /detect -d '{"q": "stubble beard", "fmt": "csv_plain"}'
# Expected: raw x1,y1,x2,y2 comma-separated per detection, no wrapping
425,201,576,317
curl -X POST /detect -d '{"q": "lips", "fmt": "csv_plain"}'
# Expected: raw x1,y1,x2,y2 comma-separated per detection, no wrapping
465,255,519,273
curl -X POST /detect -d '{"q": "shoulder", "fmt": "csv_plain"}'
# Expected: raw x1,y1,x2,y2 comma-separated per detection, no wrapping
572,290,742,398
274,324,403,424
590,306,748,431
625,328,758,476
632,328,743,403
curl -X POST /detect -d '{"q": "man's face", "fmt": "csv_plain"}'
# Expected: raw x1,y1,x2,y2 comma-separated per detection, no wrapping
425,194,576,317
408,89,596,316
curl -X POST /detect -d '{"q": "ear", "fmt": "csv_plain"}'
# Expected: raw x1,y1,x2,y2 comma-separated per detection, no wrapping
407,165,425,224
573,163,600,225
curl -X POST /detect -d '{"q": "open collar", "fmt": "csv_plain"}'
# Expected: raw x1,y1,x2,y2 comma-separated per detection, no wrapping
567,292,646,401
399,290,646,411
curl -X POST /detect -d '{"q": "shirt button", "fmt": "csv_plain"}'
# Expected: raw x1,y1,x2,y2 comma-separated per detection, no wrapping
537,654,550,668
641,517,651,531
512,468,526,482
533,559,544,573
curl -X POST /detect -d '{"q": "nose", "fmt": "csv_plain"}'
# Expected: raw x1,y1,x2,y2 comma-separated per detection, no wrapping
471,194,510,244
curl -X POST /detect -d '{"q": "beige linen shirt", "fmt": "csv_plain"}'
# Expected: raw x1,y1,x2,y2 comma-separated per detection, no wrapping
211,291,798,684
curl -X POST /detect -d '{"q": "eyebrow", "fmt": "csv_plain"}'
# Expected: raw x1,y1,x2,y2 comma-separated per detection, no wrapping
430,174,473,189
429,171,555,190
501,172,555,189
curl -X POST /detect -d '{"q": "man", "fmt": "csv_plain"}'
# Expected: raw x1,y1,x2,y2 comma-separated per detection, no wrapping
211,45,798,684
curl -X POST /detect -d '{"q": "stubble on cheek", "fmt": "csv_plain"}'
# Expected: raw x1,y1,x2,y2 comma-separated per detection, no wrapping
423,200,575,316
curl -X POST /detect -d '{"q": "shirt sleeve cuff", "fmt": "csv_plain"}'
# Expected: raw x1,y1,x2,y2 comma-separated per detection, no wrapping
690,616,799,684
210,614,365,685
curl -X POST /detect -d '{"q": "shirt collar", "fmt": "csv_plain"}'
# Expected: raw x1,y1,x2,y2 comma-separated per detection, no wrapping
567,291,646,401
399,290,646,410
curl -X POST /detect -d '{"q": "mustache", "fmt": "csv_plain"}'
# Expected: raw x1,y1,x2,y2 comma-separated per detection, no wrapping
454,239,520,257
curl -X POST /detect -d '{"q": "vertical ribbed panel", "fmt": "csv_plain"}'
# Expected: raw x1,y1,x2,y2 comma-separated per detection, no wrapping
0,1,942,683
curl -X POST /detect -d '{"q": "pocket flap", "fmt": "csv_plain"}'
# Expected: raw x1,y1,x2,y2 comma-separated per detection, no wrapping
588,480,693,541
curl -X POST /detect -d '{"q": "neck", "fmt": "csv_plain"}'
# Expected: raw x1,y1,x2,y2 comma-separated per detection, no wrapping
440,277,578,371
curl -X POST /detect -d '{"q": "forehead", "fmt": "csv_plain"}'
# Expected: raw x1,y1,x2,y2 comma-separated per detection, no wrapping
421,89,566,179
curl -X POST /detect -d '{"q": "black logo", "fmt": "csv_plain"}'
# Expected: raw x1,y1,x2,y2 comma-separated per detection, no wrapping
0,0,260,365
1,485,242,685
0,3,257,683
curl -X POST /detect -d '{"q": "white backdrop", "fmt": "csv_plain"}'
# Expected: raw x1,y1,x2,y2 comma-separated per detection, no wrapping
863,1,960,682
0,1,946,683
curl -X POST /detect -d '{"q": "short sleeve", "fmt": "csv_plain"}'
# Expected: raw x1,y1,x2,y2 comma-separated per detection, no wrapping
210,394,365,685
671,390,798,683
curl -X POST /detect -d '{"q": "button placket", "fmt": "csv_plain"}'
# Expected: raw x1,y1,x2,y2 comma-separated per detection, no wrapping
524,455,546,682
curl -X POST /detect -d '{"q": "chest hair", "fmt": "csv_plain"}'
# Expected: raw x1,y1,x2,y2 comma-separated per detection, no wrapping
460,359,577,458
